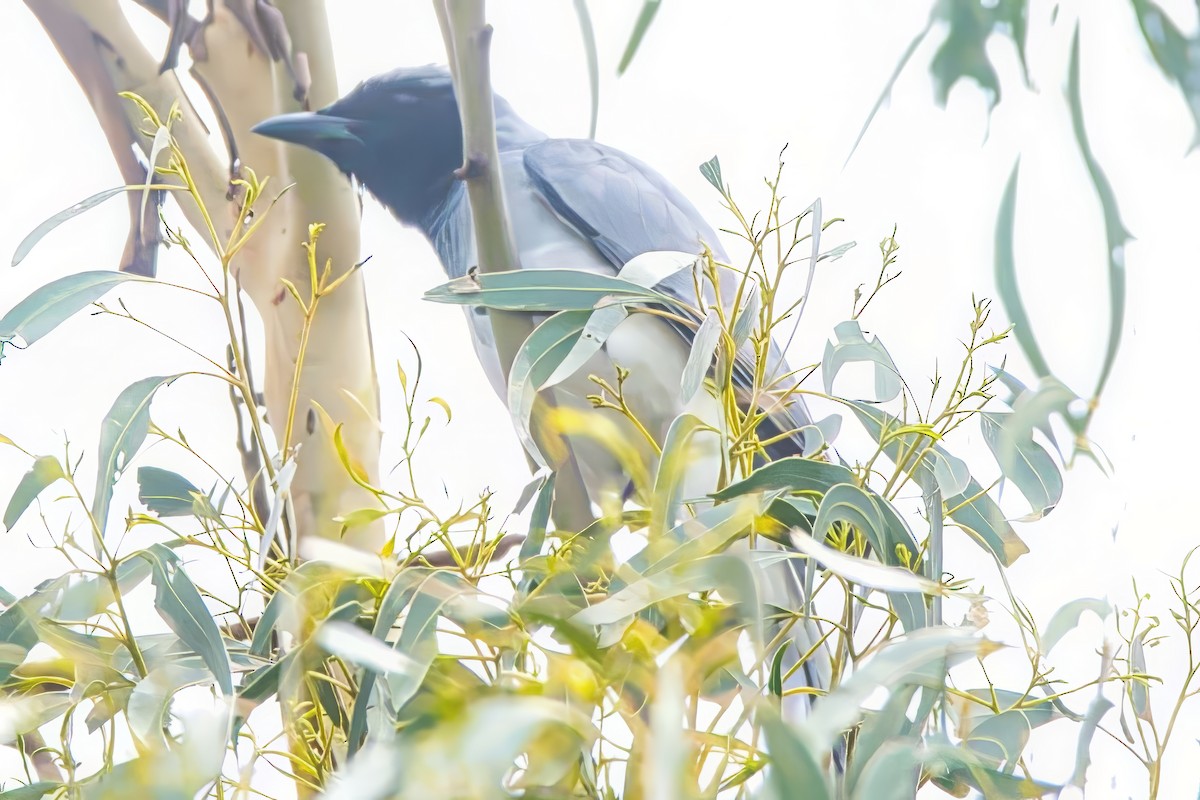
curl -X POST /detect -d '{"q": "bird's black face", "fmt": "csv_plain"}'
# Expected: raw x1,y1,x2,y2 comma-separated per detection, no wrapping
252,67,465,230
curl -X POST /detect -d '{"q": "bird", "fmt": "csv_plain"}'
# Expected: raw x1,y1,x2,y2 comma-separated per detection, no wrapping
251,65,831,723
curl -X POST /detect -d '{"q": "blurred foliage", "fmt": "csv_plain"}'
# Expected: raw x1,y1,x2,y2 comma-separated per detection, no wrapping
0,99,1149,798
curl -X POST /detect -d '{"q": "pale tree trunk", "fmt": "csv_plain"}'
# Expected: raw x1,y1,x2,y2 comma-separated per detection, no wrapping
24,0,384,552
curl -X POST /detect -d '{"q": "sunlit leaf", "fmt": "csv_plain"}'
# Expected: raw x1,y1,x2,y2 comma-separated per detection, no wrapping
0,693,72,745
651,414,710,537
572,554,755,628
3,455,65,531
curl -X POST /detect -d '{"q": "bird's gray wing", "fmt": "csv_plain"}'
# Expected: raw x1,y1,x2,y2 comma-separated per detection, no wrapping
524,139,831,728
523,138,813,458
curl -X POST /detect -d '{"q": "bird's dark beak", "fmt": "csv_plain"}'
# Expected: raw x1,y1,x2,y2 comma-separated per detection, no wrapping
251,112,364,148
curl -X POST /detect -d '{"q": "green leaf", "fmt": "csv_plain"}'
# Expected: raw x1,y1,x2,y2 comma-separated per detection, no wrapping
316,620,421,677
126,662,211,749
572,0,600,139
0,693,73,745
806,627,997,749
616,0,662,75
136,466,218,519
712,457,855,501
424,268,666,312
760,706,831,800
699,155,725,194
849,402,1028,565
11,186,127,266
650,413,710,537
571,554,756,628
135,543,232,695
679,308,722,405
507,310,591,467
92,375,180,537
1131,0,1200,148
850,739,919,800
980,412,1062,520
519,472,556,563
1067,26,1131,399
3,455,66,531
0,271,148,353
543,305,628,387
1129,630,1152,720
994,163,1051,379
1071,694,1113,787
822,320,901,402
0,781,62,800
845,14,935,166
847,684,921,793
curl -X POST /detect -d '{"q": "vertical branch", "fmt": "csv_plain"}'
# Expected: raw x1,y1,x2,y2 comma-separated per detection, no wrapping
435,0,595,532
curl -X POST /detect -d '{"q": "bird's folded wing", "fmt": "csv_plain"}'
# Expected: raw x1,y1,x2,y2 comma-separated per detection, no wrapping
523,138,814,457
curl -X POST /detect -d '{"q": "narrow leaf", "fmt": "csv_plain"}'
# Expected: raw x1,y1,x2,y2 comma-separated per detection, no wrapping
616,0,663,75
1068,27,1131,399
680,309,722,403
136,543,232,695
995,163,1051,379
573,0,600,139
92,376,179,538
3,456,65,531
0,271,148,350
12,187,127,266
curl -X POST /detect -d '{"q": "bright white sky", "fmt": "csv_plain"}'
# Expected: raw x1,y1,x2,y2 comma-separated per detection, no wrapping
1,0,1198,796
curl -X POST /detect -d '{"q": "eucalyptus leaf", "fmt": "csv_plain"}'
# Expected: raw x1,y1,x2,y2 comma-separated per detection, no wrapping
850,401,1028,565
11,186,127,266
3,455,65,531
981,412,1062,520
711,456,854,501
1068,26,1131,399
616,0,662,75
92,375,180,539
680,309,721,404
760,707,831,800
995,163,1051,379
823,319,902,402
0,271,148,352
572,0,600,139
424,268,666,312
136,466,218,519
0,781,62,800
507,310,591,467
135,543,232,695
699,155,725,194
806,627,996,750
